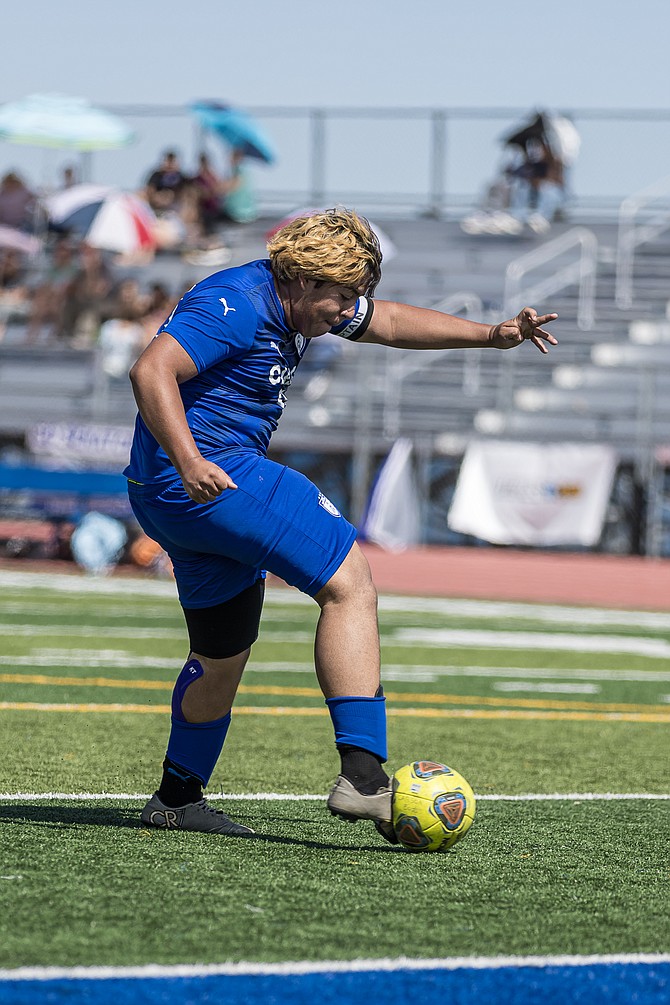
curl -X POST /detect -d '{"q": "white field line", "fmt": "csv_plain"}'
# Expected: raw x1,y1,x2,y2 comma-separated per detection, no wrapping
0,602,300,624
393,628,670,659
251,662,670,683
3,655,670,684
0,624,314,642
2,953,670,982
3,568,670,630
1,603,178,620
492,682,600,694
0,623,668,659
0,570,179,598
1,791,669,802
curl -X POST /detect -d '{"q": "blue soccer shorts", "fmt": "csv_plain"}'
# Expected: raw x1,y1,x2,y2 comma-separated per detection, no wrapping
127,450,357,609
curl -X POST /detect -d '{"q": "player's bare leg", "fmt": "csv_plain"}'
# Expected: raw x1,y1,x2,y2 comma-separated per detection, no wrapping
313,542,381,698
180,649,250,722
315,543,396,841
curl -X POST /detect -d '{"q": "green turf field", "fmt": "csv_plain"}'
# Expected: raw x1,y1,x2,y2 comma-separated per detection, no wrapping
0,570,668,968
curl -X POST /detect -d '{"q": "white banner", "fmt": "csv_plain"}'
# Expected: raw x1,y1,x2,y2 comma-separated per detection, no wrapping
26,422,134,470
448,441,617,547
362,439,421,552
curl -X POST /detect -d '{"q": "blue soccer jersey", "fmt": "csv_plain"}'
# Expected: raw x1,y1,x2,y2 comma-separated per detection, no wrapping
124,259,373,485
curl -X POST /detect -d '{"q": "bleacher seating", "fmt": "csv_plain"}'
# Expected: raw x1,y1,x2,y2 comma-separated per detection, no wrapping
2,211,669,474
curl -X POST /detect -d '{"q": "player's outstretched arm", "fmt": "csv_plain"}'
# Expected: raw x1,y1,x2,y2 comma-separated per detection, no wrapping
359,301,558,354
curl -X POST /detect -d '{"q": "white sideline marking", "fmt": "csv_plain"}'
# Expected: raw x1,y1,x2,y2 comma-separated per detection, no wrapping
0,622,667,657
394,628,670,659
493,682,600,694
5,656,670,683
2,953,669,981
2,791,669,802
0,570,178,598
3,568,670,629
0,624,313,643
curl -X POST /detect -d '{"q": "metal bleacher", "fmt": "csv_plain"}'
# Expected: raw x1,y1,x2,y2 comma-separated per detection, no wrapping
3,209,669,457
3,193,670,551
274,212,670,468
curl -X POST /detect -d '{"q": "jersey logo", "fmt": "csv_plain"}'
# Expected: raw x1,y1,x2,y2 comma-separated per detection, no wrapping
318,492,341,517
219,297,236,317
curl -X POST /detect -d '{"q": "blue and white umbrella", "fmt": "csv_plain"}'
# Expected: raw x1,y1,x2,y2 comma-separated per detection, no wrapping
0,93,134,151
191,101,276,164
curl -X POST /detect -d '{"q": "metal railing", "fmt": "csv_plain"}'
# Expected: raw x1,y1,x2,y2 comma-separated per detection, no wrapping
382,291,487,439
503,227,598,331
615,173,670,309
36,103,670,219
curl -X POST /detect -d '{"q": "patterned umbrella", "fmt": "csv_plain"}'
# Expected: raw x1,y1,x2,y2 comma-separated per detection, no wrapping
45,184,156,254
0,94,134,151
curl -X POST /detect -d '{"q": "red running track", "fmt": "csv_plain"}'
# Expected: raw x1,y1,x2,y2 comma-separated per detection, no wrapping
358,543,670,612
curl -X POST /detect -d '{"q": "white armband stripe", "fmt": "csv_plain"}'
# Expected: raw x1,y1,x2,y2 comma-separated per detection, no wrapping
330,297,374,341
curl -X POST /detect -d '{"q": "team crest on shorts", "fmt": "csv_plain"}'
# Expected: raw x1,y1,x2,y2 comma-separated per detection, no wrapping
318,492,340,517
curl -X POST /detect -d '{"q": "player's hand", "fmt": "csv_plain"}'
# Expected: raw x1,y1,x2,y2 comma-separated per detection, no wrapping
490,307,558,354
178,455,238,504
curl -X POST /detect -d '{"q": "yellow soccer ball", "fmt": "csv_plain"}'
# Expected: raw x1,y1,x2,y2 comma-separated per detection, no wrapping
392,760,476,852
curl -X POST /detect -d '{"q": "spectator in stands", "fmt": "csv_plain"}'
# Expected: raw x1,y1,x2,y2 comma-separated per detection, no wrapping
97,276,149,374
507,138,566,234
139,281,173,345
192,152,225,236
106,277,148,323
143,149,210,253
460,112,579,237
25,237,78,343
0,172,37,233
174,153,232,266
99,314,146,379
99,280,175,377
144,150,190,214
219,148,258,224
59,164,78,190
0,248,30,340
55,243,115,346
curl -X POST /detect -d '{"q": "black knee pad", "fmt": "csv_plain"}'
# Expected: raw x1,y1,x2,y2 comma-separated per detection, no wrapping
182,579,265,659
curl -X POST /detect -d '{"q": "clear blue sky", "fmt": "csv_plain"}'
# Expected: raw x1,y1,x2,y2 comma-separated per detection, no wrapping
2,0,669,204
4,0,668,109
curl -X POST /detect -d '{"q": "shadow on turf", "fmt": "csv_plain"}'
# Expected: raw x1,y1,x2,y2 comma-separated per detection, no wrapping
0,805,399,852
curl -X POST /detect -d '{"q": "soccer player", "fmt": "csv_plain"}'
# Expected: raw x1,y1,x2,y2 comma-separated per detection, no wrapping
125,208,557,841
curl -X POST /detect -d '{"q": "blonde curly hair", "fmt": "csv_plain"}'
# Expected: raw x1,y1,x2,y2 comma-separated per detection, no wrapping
267,207,382,294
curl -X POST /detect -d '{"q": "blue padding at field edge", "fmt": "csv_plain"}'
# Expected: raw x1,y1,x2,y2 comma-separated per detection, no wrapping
0,465,127,495
1,962,669,1005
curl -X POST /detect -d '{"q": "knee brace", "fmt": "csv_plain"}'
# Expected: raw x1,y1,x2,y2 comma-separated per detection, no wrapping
171,658,205,722
182,578,265,659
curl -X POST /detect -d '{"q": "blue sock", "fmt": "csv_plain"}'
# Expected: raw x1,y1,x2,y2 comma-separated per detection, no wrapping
166,712,231,787
325,694,387,762
165,657,231,787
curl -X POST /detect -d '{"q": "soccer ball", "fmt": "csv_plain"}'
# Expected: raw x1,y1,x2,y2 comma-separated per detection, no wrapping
392,760,476,852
